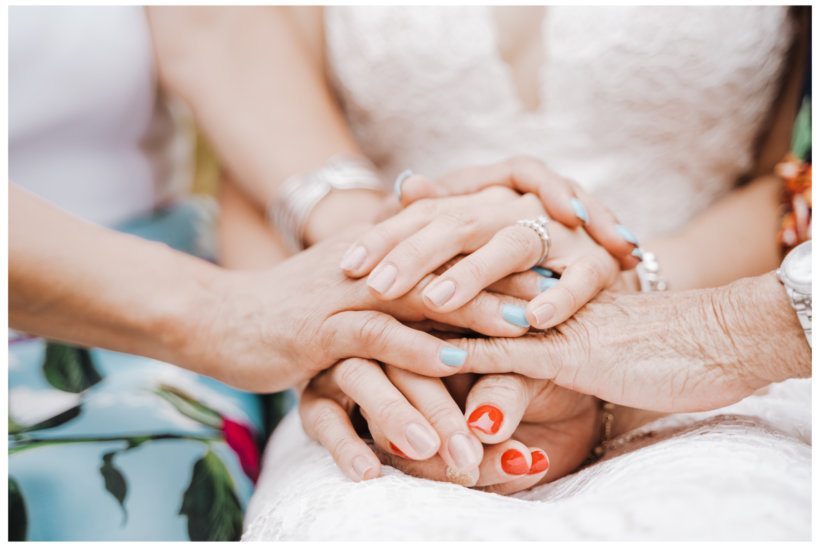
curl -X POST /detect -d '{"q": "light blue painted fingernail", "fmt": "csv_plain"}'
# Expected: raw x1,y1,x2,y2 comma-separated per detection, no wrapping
540,277,559,291
394,169,413,199
531,266,558,278
571,198,589,225
502,305,530,328
632,248,644,261
616,224,640,246
440,347,467,367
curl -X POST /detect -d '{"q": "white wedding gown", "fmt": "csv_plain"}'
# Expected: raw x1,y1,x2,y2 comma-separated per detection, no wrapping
243,6,810,540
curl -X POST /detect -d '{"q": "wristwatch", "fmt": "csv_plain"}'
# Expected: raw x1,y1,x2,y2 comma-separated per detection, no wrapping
776,239,812,348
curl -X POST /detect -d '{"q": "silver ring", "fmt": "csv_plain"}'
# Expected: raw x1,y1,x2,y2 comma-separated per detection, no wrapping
516,215,551,265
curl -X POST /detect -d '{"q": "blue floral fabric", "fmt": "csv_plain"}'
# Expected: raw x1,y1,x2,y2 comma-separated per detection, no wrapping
8,198,292,541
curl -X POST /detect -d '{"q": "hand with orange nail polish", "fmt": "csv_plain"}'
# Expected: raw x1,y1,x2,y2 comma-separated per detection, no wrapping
300,359,485,484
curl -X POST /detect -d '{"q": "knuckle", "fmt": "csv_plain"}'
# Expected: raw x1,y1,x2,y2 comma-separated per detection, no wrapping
355,313,393,350
476,374,524,402
424,402,461,432
394,237,429,264
457,255,489,282
572,260,604,291
437,210,478,235
362,223,394,249
501,227,538,261
334,358,373,392
518,192,544,214
309,404,341,440
373,395,410,427
329,434,358,462
407,198,438,219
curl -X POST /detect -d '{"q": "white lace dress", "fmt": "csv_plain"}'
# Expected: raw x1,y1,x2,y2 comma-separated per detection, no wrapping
243,6,810,540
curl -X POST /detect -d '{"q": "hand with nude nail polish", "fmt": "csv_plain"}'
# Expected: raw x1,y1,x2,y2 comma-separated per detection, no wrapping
394,156,643,270
188,226,538,393
369,373,600,495
299,360,485,484
339,182,622,330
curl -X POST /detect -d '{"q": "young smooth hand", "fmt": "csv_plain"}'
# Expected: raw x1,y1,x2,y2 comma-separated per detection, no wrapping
172,228,536,393
300,357,599,493
395,156,643,269
339,185,621,329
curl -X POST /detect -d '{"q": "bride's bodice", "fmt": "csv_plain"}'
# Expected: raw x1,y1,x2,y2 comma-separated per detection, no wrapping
325,6,793,238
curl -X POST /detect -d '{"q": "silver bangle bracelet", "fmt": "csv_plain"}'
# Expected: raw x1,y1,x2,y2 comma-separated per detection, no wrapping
266,155,386,253
635,250,667,292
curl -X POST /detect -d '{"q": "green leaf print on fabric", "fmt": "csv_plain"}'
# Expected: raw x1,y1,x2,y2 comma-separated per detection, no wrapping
179,450,243,541
9,477,27,541
154,384,223,429
99,450,129,525
8,405,82,436
42,343,102,393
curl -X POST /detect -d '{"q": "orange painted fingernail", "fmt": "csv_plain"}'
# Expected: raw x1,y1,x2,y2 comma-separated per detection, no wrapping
389,442,409,459
528,449,549,475
468,404,503,435
501,449,529,475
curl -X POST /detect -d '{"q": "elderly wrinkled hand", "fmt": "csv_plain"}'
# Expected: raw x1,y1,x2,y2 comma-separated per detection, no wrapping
451,272,811,413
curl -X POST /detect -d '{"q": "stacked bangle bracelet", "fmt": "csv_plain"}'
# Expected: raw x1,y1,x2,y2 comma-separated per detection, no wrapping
266,155,386,253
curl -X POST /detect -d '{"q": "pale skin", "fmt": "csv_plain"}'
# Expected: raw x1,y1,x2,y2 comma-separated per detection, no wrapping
148,6,808,488
10,184,534,394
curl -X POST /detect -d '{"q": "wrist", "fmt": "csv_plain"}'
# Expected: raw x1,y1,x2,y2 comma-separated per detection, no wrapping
146,244,225,374
714,272,812,385
609,404,669,438
303,189,386,246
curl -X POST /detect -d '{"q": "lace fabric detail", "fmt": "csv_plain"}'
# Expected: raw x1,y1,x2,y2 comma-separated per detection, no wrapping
243,7,807,540
243,379,810,540
325,6,793,239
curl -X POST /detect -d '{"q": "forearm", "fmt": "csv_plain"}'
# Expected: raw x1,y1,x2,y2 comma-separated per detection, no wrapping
217,175,291,270
9,185,217,364
146,7,384,246
646,174,782,291
717,271,811,383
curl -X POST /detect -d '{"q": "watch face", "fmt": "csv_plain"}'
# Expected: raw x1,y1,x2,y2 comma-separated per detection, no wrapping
782,240,812,293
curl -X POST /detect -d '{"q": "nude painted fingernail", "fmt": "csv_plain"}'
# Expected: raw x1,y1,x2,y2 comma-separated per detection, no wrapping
502,304,530,327
501,449,529,475
340,245,367,271
540,277,558,291
368,263,398,294
424,279,456,306
468,404,503,435
531,302,556,326
352,455,375,480
447,432,481,470
528,449,550,475
571,198,589,225
405,423,438,456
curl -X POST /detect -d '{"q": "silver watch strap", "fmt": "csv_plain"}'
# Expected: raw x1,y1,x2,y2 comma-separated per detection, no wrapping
267,155,385,252
786,286,812,347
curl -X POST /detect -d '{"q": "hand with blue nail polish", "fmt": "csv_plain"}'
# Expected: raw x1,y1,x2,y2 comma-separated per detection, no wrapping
184,226,547,394
340,182,622,323
392,156,644,270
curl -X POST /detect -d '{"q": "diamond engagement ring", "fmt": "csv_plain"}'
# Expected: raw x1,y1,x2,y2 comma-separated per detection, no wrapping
516,215,551,265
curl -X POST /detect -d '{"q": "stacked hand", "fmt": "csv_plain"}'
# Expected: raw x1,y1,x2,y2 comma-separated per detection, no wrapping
295,157,640,492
